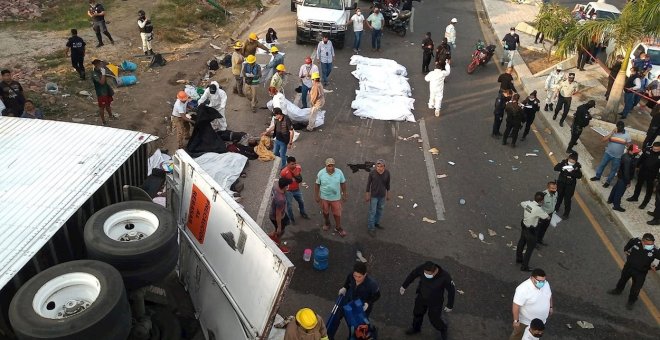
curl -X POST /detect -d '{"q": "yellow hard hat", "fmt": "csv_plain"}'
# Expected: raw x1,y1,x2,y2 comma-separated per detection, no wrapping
311,72,320,80
233,41,243,49
249,32,258,40
276,64,286,72
270,46,279,53
295,308,318,330
246,55,256,63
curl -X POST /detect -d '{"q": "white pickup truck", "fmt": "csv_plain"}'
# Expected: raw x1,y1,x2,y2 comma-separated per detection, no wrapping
0,118,293,339
292,0,357,49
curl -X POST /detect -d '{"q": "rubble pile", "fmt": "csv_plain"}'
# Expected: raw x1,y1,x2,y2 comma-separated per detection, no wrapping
0,0,42,22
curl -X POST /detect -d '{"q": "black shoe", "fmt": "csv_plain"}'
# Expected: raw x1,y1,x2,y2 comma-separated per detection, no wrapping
613,206,626,212
603,182,610,188
538,241,548,246
520,266,532,272
647,211,655,217
544,104,549,111
375,223,384,230
607,289,622,295
562,214,570,220
552,114,557,120
626,197,638,202
301,213,310,220
405,328,421,335
648,218,660,225
110,39,115,45
96,42,104,48
639,203,647,209
590,176,601,181
559,121,564,127
520,136,526,141
549,104,554,111
626,301,634,310
607,200,613,204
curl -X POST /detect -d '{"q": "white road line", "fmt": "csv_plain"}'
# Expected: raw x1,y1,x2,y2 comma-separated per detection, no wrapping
257,160,281,229
409,8,415,33
418,118,446,221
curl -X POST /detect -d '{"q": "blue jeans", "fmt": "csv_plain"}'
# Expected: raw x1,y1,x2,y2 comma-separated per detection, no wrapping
371,29,382,49
354,31,362,50
608,177,627,209
595,152,621,184
273,139,288,169
621,92,636,117
321,62,332,84
367,196,386,230
301,84,310,108
286,189,306,221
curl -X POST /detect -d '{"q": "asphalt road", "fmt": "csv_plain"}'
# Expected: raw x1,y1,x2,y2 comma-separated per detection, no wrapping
229,0,659,338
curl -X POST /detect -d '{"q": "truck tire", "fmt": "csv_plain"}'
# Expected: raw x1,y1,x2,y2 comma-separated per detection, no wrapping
84,201,177,271
121,246,179,289
149,308,182,340
8,260,131,340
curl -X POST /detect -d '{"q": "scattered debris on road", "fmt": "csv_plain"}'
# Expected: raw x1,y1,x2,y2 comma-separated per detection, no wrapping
437,174,447,179
448,161,455,166
577,321,594,329
488,229,497,236
422,217,436,223
525,153,538,157
429,147,440,155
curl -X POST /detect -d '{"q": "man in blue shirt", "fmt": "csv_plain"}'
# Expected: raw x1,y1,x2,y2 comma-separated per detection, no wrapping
366,7,384,52
316,34,335,86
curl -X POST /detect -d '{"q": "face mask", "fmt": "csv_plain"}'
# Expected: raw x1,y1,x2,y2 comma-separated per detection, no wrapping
533,333,543,338
568,161,575,166
534,280,545,289
644,245,654,250
510,31,515,34
530,96,536,100
424,273,434,279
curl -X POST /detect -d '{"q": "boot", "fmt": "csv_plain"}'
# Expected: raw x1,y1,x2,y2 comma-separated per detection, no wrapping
648,218,660,225
549,103,554,111
544,104,549,111
144,51,149,56
148,49,154,55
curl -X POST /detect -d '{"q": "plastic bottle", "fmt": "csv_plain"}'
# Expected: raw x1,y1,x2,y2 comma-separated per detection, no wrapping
303,248,312,262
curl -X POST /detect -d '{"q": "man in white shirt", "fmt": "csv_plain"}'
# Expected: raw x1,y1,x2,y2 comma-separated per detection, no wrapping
511,269,552,340
171,91,195,149
298,57,319,108
521,318,545,340
424,60,451,117
517,192,549,271
350,8,365,53
444,18,457,49
543,65,564,112
316,34,335,86
198,81,228,131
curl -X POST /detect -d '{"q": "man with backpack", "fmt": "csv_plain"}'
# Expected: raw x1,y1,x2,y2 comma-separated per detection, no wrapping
263,108,294,169
137,10,154,55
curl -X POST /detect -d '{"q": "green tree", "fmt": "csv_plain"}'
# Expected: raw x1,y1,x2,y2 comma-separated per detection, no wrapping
533,4,575,60
556,0,659,121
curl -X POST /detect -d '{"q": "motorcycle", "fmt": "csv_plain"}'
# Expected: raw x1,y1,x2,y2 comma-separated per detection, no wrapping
466,40,496,74
380,4,411,37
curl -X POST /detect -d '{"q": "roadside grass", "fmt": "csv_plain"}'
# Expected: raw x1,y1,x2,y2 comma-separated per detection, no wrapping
37,50,68,68
0,0,115,31
153,0,262,43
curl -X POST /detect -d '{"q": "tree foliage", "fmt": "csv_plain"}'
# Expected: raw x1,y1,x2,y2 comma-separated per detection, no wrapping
533,4,575,59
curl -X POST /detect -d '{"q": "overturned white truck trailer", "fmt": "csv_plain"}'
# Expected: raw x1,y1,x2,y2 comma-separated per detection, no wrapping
0,118,293,339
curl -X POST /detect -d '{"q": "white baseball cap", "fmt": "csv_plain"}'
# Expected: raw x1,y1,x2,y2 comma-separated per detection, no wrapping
451,18,458,23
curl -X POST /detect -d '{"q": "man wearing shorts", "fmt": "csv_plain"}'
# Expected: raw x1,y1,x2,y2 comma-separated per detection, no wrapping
270,177,292,254
315,158,348,237
91,59,114,126
88,0,114,47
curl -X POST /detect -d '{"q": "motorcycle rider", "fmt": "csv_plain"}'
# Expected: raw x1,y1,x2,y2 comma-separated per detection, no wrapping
422,32,434,74
425,60,451,117
544,65,564,111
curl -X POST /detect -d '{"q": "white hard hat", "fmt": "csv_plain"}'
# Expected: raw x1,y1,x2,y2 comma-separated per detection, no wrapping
556,65,563,70
451,18,458,23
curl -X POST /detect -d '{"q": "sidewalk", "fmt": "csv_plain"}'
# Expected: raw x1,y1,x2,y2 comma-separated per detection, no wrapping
481,0,658,240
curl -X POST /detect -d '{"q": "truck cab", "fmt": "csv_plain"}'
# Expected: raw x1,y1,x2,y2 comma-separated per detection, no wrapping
572,1,621,21
293,0,356,49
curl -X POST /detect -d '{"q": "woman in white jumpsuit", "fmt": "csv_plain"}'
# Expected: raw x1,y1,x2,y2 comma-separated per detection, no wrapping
424,61,451,117
198,81,228,131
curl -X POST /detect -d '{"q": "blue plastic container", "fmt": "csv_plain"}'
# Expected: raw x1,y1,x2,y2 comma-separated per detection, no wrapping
121,60,138,71
116,75,137,87
313,246,329,271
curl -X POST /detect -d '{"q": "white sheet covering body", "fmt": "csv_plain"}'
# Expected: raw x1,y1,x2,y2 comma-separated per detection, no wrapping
194,152,248,194
349,55,415,122
267,98,325,127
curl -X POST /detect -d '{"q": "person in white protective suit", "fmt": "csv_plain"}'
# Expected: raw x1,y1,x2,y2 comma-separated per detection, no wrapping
424,60,451,117
198,81,228,131
543,65,564,112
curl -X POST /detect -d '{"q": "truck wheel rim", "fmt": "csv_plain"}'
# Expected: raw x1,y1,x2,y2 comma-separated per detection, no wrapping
103,209,159,242
32,273,101,319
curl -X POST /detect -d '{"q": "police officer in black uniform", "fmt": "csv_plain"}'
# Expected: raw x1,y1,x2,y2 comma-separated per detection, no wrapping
627,142,660,209
65,29,86,80
566,100,595,154
422,32,434,74
554,152,582,219
492,89,512,137
607,233,660,310
400,261,455,339
435,38,451,66
88,0,115,47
